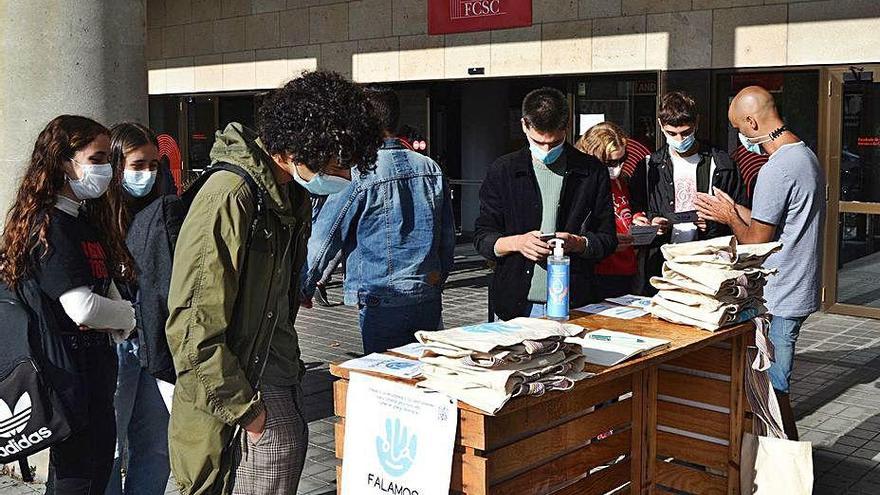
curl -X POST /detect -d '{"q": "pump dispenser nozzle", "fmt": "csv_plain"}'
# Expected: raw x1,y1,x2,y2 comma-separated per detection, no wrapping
549,239,564,258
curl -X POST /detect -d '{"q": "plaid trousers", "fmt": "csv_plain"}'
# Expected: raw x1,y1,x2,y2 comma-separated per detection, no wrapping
231,384,309,495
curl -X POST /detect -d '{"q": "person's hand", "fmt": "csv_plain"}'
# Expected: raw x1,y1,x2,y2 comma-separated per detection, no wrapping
631,215,651,227
695,219,708,232
516,231,551,261
555,232,587,254
695,188,737,225
245,408,267,443
616,233,633,252
651,217,669,236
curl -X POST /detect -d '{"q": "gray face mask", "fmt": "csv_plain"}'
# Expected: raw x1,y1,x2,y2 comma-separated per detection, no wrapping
68,161,113,200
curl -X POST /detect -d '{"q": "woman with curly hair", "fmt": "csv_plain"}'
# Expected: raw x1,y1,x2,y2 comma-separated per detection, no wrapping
164,70,382,495
0,115,136,494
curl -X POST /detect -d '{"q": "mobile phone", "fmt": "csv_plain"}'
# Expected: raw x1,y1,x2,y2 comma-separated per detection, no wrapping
539,233,557,241
672,210,699,224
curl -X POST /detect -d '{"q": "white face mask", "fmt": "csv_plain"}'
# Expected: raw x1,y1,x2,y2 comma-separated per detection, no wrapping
291,164,351,195
608,164,623,180
68,161,113,200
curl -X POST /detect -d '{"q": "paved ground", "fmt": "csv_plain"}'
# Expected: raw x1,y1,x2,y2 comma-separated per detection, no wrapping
3,246,880,494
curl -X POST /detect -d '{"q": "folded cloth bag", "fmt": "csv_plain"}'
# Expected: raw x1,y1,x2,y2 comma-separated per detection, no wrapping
741,317,813,494
651,276,760,302
415,318,584,354
651,293,767,327
421,349,570,379
655,261,774,297
421,337,571,368
656,288,762,311
418,353,590,414
660,235,737,261
648,303,762,331
420,351,576,392
660,235,781,267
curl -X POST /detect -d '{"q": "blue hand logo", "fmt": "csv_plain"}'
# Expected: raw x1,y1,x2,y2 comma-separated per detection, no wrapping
376,417,418,477
385,361,417,370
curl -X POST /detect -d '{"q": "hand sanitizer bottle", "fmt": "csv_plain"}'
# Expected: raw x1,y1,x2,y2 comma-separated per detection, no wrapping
546,239,570,321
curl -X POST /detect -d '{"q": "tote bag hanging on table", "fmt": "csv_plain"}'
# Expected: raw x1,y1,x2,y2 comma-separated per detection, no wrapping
741,317,812,494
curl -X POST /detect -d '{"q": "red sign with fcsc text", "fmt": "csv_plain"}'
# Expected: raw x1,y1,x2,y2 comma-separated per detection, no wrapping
428,0,532,35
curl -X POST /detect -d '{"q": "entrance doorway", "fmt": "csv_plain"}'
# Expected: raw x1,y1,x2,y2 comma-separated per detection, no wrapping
825,65,880,317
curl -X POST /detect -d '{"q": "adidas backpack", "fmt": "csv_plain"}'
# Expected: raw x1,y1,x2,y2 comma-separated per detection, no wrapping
0,282,73,464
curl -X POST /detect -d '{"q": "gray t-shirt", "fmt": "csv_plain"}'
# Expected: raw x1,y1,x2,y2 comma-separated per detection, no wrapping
751,142,825,318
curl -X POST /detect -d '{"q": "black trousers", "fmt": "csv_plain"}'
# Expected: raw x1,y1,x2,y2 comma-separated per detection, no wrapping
46,342,118,495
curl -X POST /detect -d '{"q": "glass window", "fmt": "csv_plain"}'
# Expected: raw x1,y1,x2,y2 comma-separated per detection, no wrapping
574,74,658,149
186,96,217,173
837,213,880,308
219,95,256,130
713,71,820,154
840,78,880,202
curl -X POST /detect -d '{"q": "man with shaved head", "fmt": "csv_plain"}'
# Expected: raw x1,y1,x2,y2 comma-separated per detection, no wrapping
695,86,825,440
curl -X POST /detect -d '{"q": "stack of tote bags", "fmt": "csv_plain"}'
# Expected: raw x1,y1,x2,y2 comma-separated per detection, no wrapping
412,318,591,414
648,236,782,331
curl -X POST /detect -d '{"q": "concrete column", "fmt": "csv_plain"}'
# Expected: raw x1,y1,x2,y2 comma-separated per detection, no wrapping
0,0,148,219
0,0,146,480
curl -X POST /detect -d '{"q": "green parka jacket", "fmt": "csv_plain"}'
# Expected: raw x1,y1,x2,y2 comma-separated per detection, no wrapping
165,123,310,495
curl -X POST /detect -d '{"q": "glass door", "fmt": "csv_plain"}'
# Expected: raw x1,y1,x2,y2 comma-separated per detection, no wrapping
825,65,880,317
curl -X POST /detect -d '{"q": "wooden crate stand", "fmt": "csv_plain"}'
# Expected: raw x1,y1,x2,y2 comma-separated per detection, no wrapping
331,315,754,495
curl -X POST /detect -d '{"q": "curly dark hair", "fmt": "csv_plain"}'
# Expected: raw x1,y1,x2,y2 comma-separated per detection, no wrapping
258,71,382,174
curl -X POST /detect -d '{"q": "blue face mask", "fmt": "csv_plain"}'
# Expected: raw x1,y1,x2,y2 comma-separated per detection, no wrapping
739,132,766,155
666,133,696,154
122,170,157,198
528,138,565,165
292,164,351,195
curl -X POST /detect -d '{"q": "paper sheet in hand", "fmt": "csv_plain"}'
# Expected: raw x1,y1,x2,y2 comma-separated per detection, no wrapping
630,225,660,246
605,294,652,310
566,329,670,366
574,303,647,319
340,353,422,379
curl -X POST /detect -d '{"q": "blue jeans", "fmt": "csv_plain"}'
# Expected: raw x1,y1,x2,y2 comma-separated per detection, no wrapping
768,315,807,394
359,298,443,354
106,339,171,495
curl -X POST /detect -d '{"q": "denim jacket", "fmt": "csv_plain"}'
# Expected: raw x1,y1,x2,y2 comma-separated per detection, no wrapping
301,138,456,307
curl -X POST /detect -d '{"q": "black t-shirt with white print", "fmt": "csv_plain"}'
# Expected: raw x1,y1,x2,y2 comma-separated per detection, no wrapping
33,208,112,334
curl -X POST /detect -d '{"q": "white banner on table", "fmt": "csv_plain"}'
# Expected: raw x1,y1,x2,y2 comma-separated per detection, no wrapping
342,373,458,495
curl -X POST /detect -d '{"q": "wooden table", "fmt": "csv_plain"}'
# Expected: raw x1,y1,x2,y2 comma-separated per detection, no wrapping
331,313,756,495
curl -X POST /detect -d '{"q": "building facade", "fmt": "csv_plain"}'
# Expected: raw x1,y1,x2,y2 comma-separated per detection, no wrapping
145,0,880,317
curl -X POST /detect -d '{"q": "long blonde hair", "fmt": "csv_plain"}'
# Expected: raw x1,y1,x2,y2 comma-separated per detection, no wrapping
576,122,628,163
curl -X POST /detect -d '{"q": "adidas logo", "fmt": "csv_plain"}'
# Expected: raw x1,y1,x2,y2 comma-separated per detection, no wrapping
0,393,52,458
0,393,31,439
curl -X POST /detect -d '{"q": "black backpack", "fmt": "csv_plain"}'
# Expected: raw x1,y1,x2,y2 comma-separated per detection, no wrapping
126,163,266,383
0,281,74,468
